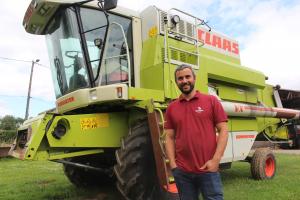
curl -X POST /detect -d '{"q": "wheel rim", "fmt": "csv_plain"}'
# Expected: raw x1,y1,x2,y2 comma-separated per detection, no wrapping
265,156,275,177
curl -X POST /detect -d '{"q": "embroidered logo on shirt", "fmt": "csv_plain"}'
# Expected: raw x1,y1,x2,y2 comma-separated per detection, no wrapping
195,106,204,113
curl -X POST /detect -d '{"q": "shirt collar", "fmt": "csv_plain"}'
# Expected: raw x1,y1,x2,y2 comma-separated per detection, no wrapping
179,90,201,102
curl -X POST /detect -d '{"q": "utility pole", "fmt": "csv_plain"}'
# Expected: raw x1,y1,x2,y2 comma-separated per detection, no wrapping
25,59,40,120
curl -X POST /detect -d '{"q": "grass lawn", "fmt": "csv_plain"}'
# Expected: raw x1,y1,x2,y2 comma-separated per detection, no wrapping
0,153,300,200
222,153,300,200
0,158,118,200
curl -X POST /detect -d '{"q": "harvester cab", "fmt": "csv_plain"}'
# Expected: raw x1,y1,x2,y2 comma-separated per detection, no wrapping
38,0,132,99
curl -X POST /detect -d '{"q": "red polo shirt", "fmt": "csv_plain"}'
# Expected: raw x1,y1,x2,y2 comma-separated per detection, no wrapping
165,91,227,173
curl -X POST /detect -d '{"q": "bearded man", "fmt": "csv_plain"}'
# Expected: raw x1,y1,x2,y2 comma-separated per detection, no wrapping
165,64,228,200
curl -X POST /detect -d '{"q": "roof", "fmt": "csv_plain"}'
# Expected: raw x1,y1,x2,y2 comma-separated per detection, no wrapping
23,0,139,35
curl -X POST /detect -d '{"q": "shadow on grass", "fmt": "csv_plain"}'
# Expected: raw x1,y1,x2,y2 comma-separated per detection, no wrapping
221,161,253,183
42,186,122,200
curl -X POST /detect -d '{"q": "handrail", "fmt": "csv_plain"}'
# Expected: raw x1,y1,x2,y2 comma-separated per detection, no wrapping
168,8,205,25
164,8,201,68
154,108,167,158
169,8,211,31
98,22,131,87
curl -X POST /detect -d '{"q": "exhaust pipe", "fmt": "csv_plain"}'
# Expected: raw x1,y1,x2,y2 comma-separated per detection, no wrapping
221,101,300,119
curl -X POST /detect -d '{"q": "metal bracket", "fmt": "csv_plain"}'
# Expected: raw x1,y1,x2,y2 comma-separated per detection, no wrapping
146,100,176,192
53,159,113,176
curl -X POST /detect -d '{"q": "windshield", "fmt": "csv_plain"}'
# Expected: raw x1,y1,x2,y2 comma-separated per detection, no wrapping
46,8,89,98
80,7,132,85
46,7,132,98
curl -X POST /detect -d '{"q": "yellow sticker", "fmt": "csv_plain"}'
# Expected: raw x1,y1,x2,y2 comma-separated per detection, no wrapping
80,114,109,131
148,26,158,38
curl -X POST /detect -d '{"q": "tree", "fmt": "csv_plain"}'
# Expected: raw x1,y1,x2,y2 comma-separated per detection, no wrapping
0,115,24,144
0,115,24,130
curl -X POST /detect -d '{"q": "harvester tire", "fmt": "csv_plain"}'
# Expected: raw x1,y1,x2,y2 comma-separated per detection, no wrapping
295,136,300,149
63,154,114,188
114,119,179,200
250,148,276,180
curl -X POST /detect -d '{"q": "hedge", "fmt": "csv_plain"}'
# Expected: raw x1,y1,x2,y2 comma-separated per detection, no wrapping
0,130,17,144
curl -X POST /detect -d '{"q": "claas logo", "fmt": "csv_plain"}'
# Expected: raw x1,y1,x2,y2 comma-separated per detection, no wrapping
198,28,239,56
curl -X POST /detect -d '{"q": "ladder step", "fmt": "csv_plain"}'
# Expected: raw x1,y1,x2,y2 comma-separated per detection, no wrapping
169,176,175,183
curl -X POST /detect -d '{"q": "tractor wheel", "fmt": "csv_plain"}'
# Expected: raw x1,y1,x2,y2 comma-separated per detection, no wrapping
114,120,179,200
250,148,276,180
63,153,115,188
295,136,300,149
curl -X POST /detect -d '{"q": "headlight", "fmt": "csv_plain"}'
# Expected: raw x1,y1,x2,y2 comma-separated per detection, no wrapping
51,118,69,139
171,15,180,25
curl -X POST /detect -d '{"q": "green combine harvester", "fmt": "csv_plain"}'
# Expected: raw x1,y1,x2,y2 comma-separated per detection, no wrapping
10,0,300,199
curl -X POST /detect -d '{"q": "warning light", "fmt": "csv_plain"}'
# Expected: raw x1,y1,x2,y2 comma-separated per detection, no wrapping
116,87,123,98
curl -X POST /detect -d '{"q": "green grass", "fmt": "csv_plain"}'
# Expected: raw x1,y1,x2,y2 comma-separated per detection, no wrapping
222,153,300,200
1,154,300,200
0,158,118,200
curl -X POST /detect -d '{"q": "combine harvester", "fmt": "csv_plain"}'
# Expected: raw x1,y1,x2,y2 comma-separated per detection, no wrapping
10,0,300,199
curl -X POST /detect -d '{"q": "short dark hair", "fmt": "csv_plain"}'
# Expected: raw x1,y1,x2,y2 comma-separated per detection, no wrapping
174,64,196,81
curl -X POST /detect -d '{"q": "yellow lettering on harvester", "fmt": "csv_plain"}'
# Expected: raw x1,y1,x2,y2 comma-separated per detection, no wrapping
80,114,109,131
148,26,158,38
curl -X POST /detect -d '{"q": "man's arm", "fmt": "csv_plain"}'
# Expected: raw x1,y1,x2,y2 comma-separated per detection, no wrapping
213,122,228,161
200,122,228,172
165,129,177,169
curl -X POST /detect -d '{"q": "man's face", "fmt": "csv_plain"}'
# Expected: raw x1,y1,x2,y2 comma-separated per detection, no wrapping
175,68,195,95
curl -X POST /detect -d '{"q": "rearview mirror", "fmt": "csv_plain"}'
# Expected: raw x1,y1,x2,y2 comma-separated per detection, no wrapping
103,0,118,10
94,38,103,49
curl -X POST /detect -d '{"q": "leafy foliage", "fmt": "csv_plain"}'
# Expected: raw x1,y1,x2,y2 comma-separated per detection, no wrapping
0,130,17,143
0,115,24,143
0,115,23,130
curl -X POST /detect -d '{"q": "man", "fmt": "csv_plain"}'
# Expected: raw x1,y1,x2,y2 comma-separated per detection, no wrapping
165,64,228,200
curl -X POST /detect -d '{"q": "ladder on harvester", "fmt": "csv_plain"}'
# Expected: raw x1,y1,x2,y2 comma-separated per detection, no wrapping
162,8,209,69
146,101,178,196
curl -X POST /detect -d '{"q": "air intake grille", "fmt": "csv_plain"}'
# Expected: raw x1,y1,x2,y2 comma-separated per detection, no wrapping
171,49,178,60
186,22,194,42
162,48,198,66
180,52,186,62
160,11,167,33
178,20,185,35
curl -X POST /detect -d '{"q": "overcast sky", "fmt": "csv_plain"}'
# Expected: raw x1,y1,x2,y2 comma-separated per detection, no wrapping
0,0,299,118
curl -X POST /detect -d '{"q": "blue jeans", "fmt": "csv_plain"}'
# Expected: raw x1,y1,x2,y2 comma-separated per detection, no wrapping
172,168,223,200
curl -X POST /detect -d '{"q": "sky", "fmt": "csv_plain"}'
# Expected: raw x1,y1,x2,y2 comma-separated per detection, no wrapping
0,0,299,118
